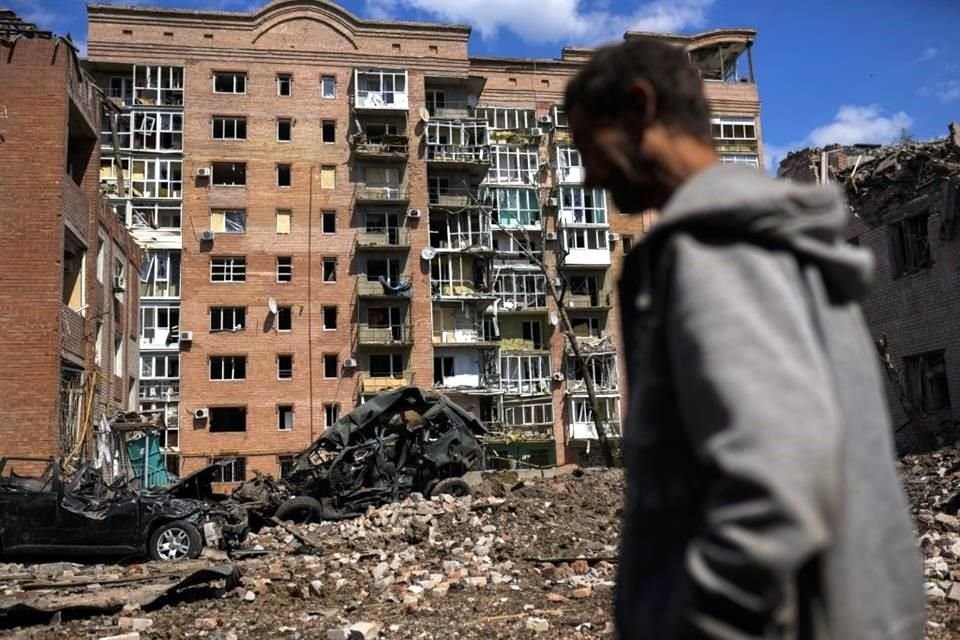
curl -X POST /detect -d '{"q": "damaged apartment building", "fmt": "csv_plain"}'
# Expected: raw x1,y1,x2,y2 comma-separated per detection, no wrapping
779,124,960,450
0,12,141,462
84,0,763,478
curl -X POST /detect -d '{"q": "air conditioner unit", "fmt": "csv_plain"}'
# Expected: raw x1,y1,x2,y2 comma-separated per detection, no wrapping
608,232,620,242
343,358,358,368
552,371,565,382
407,208,422,219
546,197,558,208
201,230,216,242
179,330,193,342
539,115,553,125
194,407,209,420
530,127,544,137
196,167,211,177
112,275,126,292
544,230,558,241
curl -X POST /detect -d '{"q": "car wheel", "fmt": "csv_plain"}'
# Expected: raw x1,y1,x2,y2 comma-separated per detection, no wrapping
428,478,471,498
149,520,202,562
275,496,324,524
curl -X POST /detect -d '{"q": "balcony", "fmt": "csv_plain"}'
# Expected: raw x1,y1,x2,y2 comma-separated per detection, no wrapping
357,275,412,299
355,184,410,204
430,279,497,301
357,324,413,347
557,165,584,184
432,329,497,348
355,228,410,251
567,419,622,441
350,134,409,160
564,291,613,309
429,187,489,210
353,69,409,112
360,375,409,395
426,145,490,171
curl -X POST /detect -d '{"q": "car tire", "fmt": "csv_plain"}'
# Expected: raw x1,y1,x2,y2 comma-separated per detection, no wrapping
275,496,324,524
428,478,471,498
149,520,203,562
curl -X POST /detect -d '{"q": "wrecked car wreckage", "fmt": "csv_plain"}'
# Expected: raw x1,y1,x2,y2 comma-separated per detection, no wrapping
0,458,247,562
232,387,486,524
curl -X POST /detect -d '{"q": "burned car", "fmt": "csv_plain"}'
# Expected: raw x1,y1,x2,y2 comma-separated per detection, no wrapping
233,387,486,523
0,458,247,562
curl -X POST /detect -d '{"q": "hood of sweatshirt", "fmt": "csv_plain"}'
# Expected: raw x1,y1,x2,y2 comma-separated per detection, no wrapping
644,163,874,302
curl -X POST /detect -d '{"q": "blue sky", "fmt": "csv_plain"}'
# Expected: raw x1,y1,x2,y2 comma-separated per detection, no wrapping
10,0,960,171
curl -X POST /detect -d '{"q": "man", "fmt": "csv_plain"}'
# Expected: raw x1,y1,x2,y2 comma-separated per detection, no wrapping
564,38,924,639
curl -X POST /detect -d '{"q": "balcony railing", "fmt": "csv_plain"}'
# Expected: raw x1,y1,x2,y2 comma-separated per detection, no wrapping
354,90,409,111
426,145,490,164
355,184,410,203
357,275,413,298
351,134,409,158
429,187,490,209
568,420,622,441
564,291,612,309
357,324,413,346
361,375,409,395
355,228,410,250
427,102,476,119
432,231,493,252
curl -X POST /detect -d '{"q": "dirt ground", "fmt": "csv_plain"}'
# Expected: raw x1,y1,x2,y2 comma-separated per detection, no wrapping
2,456,960,639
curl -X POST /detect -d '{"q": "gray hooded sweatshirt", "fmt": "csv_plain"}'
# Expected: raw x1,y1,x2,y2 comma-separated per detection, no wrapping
616,164,924,639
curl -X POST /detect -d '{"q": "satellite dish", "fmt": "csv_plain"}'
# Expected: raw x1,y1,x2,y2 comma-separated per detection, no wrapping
267,297,278,315
419,106,431,123
466,95,478,108
421,247,437,261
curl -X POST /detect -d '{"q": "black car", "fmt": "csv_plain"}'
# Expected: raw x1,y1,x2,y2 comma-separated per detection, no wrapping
0,458,247,562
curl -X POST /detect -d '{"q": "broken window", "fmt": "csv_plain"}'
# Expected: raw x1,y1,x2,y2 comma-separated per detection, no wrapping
570,316,601,338
719,153,760,168
133,65,183,106
552,105,569,128
209,408,247,433
212,162,246,186
140,305,180,346
277,118,292,142
131,112,182,151
277,306,292,331
323,258,337,282
213,116,246,140
62,231,86,312
277,256,293,283
322,121,336,144
210,456,246,481
210,306,245,332
277,73,292,97
322,211,336,233
213,72,246,94
433,357,455,385
278,405,294,431
210,208,246,233
488,146,538,185
323,306,337,330
889,213,932,278
277,164,292,187
556,146,584,183
354,69,406,107
321,75,336,99
493,187,540,226
278,354,294,379
109,75,133,105
503,401,553,428
477,107,537,131
521,320,544,349
370,354,403,378
324,403,340,428
563,228,608,251
323,354,339,378
499,354,550,394
210,356,246,380
140,249,181,298
210,257,246,282
905,350,951,413
276,209,292,234
141,353,179,379
560,187,606,224
130,158,182,198
132,204,181,230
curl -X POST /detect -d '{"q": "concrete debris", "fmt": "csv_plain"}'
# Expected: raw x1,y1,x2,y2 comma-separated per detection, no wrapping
525,617,550,633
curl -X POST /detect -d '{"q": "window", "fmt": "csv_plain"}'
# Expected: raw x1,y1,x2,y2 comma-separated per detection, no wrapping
212,162,246,186
559,187,607,224
277,73,292,96
711,117,757,141
322,210,336,233
213,72,246,94
494,188,539,227
322,306,337,330
210,208,246,233
277,118,292,142
113,335,123,377
109,75,133,105
128,112,183,151
556,146,584,182
521,320,543,349
212,116,246,140
277,164,291,187
210,306,246,332
320,165,335,189
132,204,181,230
488,146,539,185
889,213,931,278
503,401,553,427
210,257,246,282
139,250,181,298
130,158,182,198
210,356,246,380
324,404,340,428
719,153,760,168
276,256,293,282
355,69,407,107
563,228,609,250
477,107,537,131
140,353,180,379
278,455,296,478
96,237,105,283
429,45,438,54
905,350,951,413
433,356,455,385
570,316,601,338
323,354,339,378
370,354,403,377
552,105,569,128
278,354,293,379
63,233,86,312
323,257,337,282
278,405,294,431
500,354,551,394
321,75,336,98
276,306,292,331
210,456,246,481
276,209,291,234
133,65,183,106
623,236,634,253
322,121,335,144
140,305,181,346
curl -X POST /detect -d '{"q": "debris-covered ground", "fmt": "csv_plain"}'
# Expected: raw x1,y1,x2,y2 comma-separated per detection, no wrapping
8,455,960,639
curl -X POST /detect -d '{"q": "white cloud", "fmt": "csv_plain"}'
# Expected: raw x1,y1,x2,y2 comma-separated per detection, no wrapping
364,0,712,44
934,80,960,103
916,47,938,62
764,105,912,175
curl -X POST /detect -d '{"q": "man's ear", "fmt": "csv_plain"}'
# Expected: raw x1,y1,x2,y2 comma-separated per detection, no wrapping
629,79,657,129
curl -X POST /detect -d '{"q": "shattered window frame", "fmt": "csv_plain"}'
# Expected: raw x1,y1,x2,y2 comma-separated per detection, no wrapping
209,407,247,433
210,306,246,332
209,355,247,380
369,353,404,378
888,212,932,278
211,162,247,187
210,208,246,233
904,350,951,413
277,354,294,379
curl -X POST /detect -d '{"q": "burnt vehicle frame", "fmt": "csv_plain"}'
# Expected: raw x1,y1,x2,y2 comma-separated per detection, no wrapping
234,387,486,523
0,457,247,562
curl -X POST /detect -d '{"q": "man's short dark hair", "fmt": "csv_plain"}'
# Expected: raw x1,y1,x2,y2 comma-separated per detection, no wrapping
564,38,712,141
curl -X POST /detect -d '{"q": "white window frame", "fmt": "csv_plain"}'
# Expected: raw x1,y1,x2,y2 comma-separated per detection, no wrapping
210,306,246,332
130,158,182,199
569,397,620,439
140,305,180,346
321,75,336,99
141,353,180,380
354,69,407,107
109,75,133,105
132,203,181,230
494,270,547,309
139,249,180,298
477,106,537,131
210,208,246,233
212,116,247,140
213,71,246,95
493,188,539,227
552,105,569,128
487,146,538,185
503,401,553,427
277,256,293,282
720,153,760,168
711,116,757,141
562,228,609,250
277,73,292,97
324,403,340,428
130,111,182,152
277,405,294,431
210,257,246,282
559,187,607,225
133,65,183,106
210,356,246,381
500,354,551,394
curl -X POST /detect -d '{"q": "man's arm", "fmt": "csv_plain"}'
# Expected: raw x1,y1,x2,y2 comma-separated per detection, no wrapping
664,235,841,638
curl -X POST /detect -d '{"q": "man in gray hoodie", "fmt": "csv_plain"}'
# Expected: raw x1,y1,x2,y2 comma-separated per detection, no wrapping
564,39,924,639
